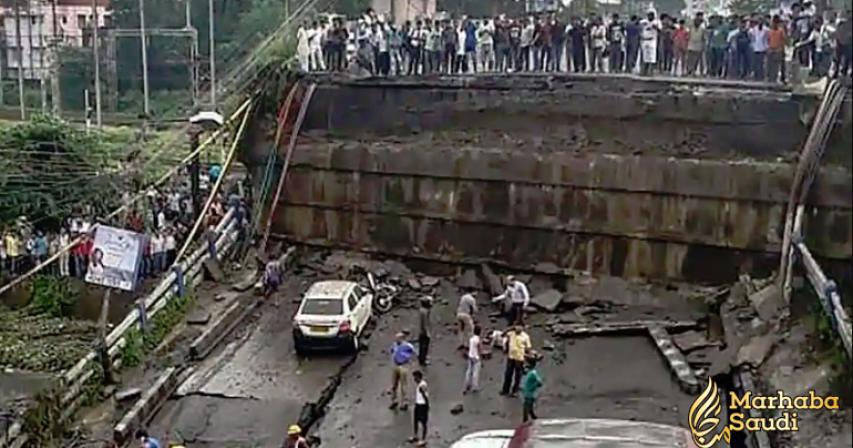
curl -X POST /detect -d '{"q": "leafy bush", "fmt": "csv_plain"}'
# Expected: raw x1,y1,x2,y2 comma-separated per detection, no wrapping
29,275,78,318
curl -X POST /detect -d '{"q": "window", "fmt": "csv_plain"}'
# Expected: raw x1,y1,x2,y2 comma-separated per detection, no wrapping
347,293,358,312
77,14,86,28
301,298,343,315
61,16,67,25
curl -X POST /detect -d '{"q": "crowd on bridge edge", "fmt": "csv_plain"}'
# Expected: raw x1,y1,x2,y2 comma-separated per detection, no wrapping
296,3,853,82
0,165,245,287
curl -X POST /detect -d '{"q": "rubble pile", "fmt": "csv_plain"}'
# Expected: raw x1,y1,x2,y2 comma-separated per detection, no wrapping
0,309,98,372
292,250,448,307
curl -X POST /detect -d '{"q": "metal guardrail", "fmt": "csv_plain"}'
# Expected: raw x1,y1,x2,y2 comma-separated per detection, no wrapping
795,239,853,358
0,208,241,448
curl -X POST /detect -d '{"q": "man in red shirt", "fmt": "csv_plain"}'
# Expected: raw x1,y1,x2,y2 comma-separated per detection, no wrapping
767,15,787,83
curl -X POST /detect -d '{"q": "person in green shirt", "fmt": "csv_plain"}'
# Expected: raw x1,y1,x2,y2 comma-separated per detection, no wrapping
521,357,543,423
708,16,731,77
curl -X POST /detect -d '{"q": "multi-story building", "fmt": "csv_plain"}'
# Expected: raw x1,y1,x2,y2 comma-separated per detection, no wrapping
0,0,110,80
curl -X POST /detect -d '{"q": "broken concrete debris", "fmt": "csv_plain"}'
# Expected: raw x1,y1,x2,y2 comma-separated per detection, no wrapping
647,324,701,394
456,269,480,290
672,330,718,353
531,289,563,312
479,263,503,297
747,283,784,322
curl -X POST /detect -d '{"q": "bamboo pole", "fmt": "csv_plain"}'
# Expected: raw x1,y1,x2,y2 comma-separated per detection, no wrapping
175,101,253,262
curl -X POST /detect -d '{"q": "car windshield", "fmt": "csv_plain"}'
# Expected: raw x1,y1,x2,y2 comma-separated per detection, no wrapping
301,298,343,315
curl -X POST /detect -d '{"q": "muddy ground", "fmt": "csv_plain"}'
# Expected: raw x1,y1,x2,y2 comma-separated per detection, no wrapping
145,249,707,447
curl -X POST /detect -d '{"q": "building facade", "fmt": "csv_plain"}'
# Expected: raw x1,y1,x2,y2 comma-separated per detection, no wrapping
0,0,110,80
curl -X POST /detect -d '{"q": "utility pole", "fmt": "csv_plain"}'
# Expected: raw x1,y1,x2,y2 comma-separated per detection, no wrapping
51,0,60,114
38,6,47,112
189,126,201,221
26,0,33,83
208,0,216,109
92,0,102,128
14,0,25,119
139,0,150,119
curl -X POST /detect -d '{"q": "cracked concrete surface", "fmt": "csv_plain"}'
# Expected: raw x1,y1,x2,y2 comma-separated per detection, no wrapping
149,274,350,447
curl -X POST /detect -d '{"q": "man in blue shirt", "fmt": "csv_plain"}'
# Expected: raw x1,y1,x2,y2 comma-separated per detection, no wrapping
135,428,161,448
625,15,641,73
389,332,417,411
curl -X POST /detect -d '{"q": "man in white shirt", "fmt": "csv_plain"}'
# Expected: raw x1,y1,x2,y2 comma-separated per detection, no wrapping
164,230,177,266
640,11,660,75
456,288,478,349
150,231,164,274
296,20,311,71
749,18,770,80
308,21,326,71
478,19,495,71
463,325,483,394
493,275,530,325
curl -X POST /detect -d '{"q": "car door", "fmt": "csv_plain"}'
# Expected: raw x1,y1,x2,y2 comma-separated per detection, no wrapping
346,292,360,332
351,287,369,332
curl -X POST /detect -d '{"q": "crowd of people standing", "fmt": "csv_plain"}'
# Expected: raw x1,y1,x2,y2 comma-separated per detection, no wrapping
0,166,235,287
296,4,852,82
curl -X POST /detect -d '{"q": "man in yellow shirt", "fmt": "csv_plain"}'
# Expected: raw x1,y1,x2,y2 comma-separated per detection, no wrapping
4,231,21,275
501,324,531,396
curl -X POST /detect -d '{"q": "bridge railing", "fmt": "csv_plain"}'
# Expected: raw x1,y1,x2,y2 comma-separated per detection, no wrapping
0,208,242,448
794,236,852,358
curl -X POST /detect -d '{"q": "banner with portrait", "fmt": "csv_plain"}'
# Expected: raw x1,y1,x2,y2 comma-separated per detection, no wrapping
84,225,145,291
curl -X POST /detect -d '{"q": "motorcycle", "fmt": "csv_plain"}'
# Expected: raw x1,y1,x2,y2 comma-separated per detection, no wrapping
353,266,399,314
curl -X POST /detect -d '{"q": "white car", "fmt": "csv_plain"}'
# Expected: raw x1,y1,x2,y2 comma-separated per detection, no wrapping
450,418,698,448
292,280,372,355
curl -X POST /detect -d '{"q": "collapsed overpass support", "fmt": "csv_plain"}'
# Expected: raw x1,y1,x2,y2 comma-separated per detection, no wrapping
241,74,852,284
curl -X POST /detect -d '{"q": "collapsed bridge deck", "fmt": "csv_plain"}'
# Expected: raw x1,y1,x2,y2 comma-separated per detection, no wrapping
241,73,852,285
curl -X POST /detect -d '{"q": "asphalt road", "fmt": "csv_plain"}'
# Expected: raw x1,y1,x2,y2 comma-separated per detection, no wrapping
149,275,350,447
314,281,695,448
147,271,696,448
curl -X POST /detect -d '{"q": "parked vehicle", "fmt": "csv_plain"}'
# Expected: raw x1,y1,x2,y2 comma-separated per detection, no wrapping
293,280,372,355
449,418,698,448
350,265,399,314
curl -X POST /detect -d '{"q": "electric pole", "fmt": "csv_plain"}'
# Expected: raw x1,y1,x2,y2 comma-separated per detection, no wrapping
37,2,46,111
92,0,102,127
208,0,216,109
14,0,25,119
139,0,151,119
51,0,60,114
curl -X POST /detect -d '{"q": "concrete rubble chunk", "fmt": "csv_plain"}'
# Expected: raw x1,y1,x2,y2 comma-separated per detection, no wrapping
450,403,464,414
187,311,212,326
420,276,439,287
748,283,783,322
456,269,481,290
407,278,422,290
202,258,225,283
531,289,563,312
672,330,717,353
534,262,561,274
479,263,503,297
736,333,777,368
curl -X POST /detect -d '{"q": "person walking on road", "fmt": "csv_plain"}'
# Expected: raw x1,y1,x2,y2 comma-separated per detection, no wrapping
390,332,417,410
417,296,433,366
282,424,310,448
500,324,531,397
408,370,430,446
521,357,544,423
493,275,529,325
262,253,282,300
456,288,478,350
464,325,483,394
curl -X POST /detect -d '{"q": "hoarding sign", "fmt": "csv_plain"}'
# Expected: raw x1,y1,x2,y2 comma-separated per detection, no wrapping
85,225,145,292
